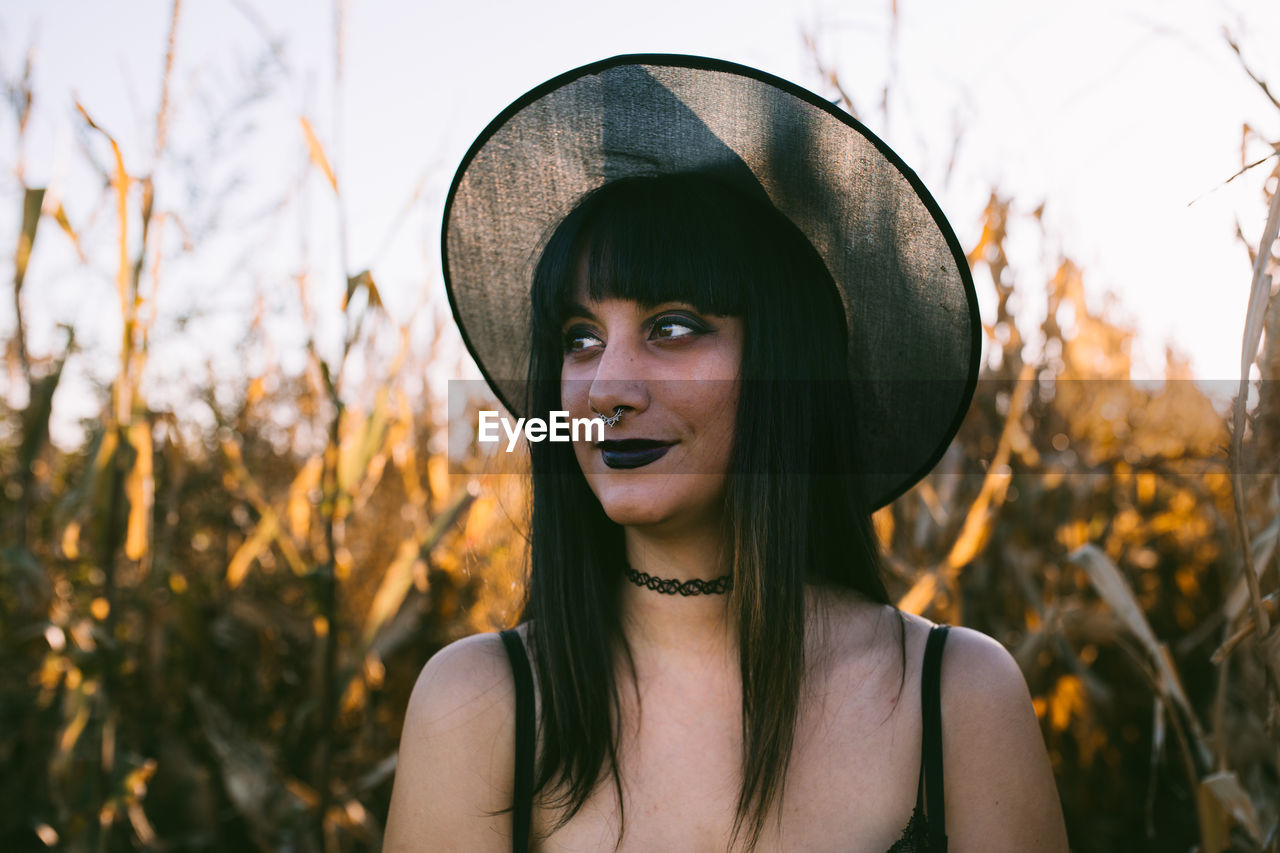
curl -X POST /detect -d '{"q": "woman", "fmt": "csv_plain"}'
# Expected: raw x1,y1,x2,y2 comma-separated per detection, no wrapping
386,56,1069,852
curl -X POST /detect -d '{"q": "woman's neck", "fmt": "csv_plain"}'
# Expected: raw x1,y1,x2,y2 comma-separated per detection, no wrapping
618,525,737,668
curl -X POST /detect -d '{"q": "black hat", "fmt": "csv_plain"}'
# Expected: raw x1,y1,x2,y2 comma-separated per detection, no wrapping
443,54,980,510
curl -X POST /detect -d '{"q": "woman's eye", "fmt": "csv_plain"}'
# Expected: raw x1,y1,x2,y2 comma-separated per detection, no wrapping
562,327,602,353
650,315,705,340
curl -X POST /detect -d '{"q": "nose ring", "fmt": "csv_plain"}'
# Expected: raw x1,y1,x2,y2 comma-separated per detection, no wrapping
593,406,625,428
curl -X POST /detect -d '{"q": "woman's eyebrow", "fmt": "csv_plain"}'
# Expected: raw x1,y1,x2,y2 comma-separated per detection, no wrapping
561,302,597,322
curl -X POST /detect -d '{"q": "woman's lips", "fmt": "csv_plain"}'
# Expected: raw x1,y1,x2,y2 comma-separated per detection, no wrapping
597,439,674,470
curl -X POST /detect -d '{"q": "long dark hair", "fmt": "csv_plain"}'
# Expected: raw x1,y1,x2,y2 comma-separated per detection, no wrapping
522,172,904,851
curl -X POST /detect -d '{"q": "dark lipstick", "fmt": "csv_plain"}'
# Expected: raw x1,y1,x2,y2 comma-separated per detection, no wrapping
597,439,674,469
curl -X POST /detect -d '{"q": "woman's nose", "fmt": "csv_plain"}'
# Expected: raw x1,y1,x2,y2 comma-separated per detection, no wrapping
586,337,648,418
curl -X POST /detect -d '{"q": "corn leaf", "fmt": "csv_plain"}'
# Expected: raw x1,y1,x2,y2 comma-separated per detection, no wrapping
300,116,338,192
14,187,44,293
123,420,154,562
1067,543,1208,763
1201,770,1262,844
226,514,278,589
343,269,383,312
361,484,477,647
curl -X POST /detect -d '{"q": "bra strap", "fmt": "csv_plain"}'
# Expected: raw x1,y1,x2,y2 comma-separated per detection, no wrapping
499,629,535,853
921,624,950,850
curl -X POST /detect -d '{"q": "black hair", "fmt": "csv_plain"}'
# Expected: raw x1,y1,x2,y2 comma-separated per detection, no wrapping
520,172,904,851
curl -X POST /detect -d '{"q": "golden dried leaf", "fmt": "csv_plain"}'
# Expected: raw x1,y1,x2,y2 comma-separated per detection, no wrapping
1068,544,1159,649
1240,182,1280,381
392,398,426,507
127,802,157,846
362,537,421,646
1200,771,1261,844
1174,566,1200,597
57,699,90,758
60,520,81,560
124,421,154,561
335,546,354,581
1048,674,1086,732
15,187,44,290
1227,171,1280,640
944,362,1035,574
76,101,133,358
285,778,321,808
123,758,157,799
945,517,993,572
1069,545,1207,761
52,203,85,262
286,456,322,542
226,514,278,589
464,495,496,546
1196,780,1234,853
344,269,383,312
337,392,391,502
871,506,894,548
427,453,450,512
363,653,386,690
339,676,366,717
300,116,338,192
364,486,478,646
246,376,266,406
897,572,937,615
1056,520,1090,551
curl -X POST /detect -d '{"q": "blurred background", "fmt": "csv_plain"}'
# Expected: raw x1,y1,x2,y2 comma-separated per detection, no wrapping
1,1,1278,850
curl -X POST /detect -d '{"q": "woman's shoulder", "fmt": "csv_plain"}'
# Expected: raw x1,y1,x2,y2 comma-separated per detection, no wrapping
932,621,1029,710
887,611,1034,738
922,619,1070,851
383,630,524,851
875,611,1068,850
407,631,517,710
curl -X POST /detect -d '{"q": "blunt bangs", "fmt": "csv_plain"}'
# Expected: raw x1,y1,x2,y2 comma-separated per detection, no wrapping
531,174,767,338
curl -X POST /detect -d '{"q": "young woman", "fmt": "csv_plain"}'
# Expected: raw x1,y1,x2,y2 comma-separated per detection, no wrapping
385,57,1069,852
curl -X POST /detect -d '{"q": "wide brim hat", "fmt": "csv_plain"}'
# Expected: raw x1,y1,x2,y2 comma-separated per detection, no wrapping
442,54,980,511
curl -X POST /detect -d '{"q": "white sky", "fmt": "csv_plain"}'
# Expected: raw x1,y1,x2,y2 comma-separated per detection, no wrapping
2,0,1279,443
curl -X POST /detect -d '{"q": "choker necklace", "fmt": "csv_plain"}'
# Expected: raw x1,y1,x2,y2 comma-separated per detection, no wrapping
623,565,733,596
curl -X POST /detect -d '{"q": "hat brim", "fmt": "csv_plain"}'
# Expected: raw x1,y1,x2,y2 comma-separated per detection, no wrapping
443,53,980,511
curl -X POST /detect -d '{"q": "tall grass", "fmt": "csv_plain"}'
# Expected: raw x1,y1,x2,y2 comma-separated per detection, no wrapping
0,8,1277,852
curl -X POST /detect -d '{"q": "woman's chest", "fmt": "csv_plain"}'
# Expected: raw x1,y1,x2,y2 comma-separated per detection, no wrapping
531,677,922,852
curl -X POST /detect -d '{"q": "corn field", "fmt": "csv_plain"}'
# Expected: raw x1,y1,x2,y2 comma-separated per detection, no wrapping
1,5,1278,851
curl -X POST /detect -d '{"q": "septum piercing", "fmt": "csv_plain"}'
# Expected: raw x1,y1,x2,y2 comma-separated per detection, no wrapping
595,407,624,428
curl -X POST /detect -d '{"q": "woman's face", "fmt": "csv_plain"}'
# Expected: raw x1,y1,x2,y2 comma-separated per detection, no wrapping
559,276,743,534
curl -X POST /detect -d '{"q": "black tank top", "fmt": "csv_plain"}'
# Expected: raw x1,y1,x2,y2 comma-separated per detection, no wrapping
498,624,950,852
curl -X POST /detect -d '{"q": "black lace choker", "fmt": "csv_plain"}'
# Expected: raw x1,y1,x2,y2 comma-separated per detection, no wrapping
623,565,733,596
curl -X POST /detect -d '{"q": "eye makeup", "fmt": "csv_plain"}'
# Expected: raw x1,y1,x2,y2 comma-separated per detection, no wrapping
648,312,710,340
559,304,716,355
561,324,602,354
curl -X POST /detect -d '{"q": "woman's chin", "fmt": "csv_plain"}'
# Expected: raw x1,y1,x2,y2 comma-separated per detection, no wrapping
589,476,727,532
589,479,684,528
596,495,674,528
